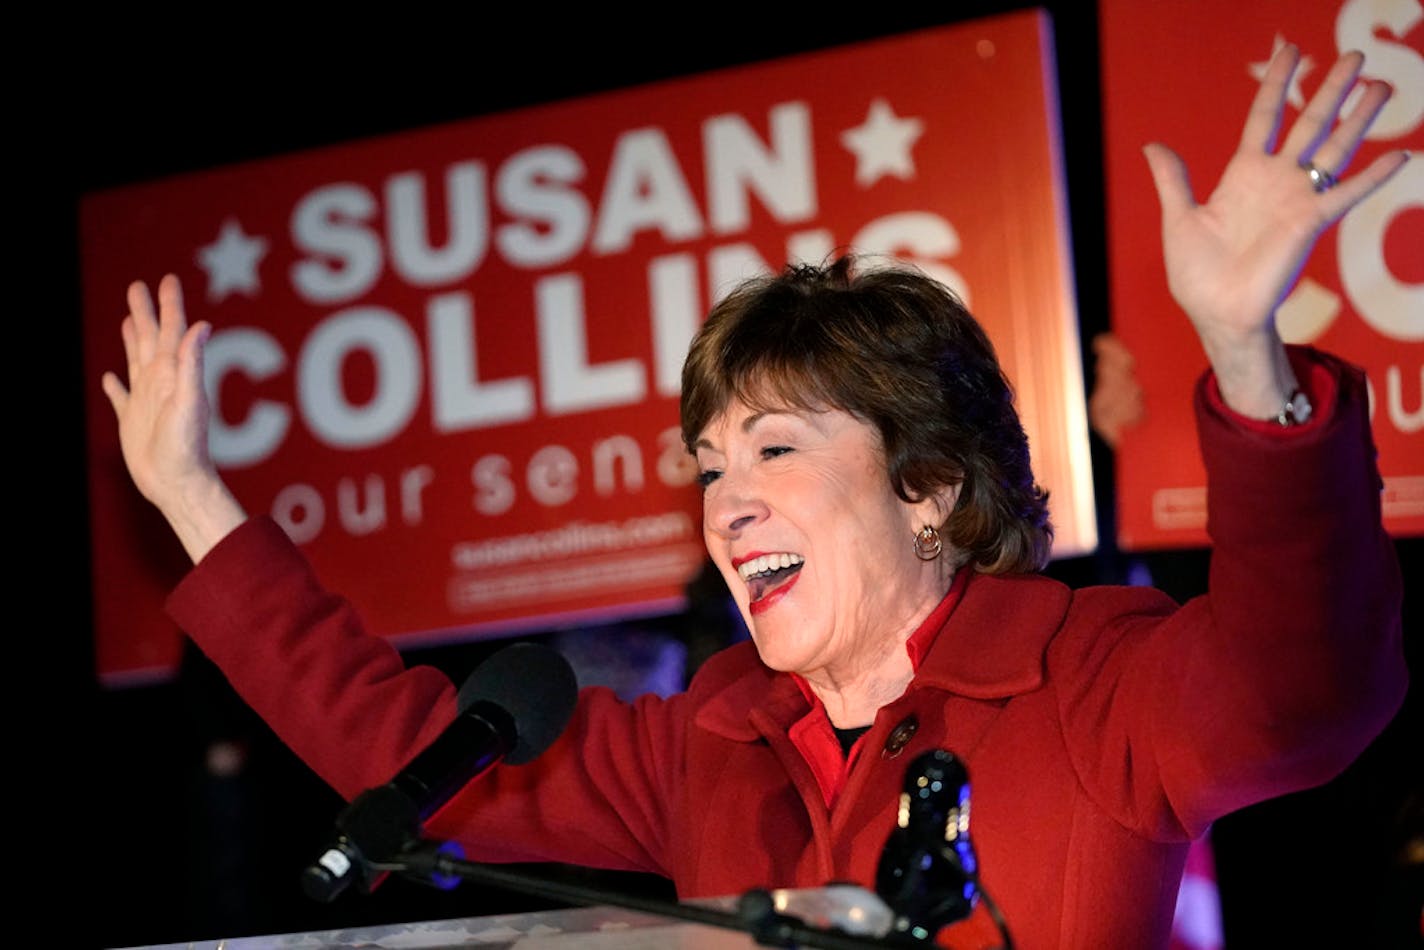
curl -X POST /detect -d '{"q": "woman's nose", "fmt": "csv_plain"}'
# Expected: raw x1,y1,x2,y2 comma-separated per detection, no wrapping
704,478,768,539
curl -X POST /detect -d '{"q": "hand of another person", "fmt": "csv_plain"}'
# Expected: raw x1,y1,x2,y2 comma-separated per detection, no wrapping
101,274,246,563
1087,333,1145,449
1142,45,1409,418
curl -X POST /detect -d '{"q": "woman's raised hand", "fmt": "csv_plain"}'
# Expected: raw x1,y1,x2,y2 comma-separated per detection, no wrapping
1142,45,1409,418
101,274,246,563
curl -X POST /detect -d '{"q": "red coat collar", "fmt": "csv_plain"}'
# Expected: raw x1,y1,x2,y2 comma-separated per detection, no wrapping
692,570,1071,741
912,571,1068,699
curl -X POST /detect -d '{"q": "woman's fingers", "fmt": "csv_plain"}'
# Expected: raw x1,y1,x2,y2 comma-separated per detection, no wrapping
1238,49,1389,201
1315,148,1412,223
155,273,187,357
1291,64,1406,225
177,320,212,409
123,274,189,372
1142,142,1194,217
118,312,141,392
1238,42,1298,154
127,279,160,367
1282,50,1365,163
100,369,129,417
119,275,192,398
108,316,134,412
1307,79,1395,183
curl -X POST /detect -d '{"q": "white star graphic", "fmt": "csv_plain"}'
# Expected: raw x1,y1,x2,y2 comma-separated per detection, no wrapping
197,218,269,303
840,98,925,187
1248,34,1315,111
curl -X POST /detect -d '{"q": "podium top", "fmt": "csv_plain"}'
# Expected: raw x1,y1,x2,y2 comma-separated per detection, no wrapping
114,884,901,949
116,903,764,949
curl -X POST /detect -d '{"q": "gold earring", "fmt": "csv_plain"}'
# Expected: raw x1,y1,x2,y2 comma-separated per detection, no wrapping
913,525,943,561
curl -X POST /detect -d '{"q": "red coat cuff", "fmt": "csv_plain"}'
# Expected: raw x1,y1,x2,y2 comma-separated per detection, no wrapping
1203,344,1338,437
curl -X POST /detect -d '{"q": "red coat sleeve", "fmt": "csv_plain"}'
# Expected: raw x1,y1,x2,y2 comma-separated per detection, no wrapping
168,518,462,802
167,518,682,875
1050,348,1407,841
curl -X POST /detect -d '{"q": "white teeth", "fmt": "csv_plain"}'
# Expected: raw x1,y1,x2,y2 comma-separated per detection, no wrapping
737,553,804,581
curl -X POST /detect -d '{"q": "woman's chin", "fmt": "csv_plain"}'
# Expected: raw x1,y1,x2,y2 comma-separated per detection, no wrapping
753,646,807,675
747,621,822,675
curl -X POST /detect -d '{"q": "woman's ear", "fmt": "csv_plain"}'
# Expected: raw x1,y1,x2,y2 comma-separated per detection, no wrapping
908,480,961,532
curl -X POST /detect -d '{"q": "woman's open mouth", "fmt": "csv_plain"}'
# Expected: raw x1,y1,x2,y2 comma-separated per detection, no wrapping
738,553,804,612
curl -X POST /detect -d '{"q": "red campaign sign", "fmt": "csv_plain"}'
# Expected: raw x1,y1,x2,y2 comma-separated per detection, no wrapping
1100,0,1423,549
82,9,1093,684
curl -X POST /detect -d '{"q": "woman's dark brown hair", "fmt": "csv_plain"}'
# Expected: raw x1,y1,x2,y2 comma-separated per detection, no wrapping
680,254,1052,573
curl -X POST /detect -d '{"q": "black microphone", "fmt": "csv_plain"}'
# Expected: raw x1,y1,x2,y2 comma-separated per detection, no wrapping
302,641,578,902
875,749,979,944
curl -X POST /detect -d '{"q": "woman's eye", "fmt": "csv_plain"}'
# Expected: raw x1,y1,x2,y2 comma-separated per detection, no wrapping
696,469,722,488
761,445,793,460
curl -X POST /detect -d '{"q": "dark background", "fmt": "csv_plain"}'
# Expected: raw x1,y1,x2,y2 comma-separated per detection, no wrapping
32,4,1419,948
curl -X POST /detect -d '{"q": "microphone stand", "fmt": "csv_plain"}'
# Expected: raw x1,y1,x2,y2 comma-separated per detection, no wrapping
385,839,907,949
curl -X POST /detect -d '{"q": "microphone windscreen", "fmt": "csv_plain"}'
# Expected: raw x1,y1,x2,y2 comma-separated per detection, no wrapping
905,749,969,794
457,642,579,764
902,749,969,826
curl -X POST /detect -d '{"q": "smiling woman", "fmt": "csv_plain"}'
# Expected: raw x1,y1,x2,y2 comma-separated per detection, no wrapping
680,257,1054,726
99,46,1410,950
695,398,951,723
681,256,1052,575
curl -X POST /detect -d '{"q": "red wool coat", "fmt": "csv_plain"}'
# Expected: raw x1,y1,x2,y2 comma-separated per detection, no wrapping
168,353,1406,949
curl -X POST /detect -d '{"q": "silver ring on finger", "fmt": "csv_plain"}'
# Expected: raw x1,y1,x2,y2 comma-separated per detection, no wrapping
1298,158,1337,193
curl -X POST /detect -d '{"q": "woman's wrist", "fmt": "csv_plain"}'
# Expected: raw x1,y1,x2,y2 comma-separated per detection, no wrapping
161,473,248,565
1200,326,1300,421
